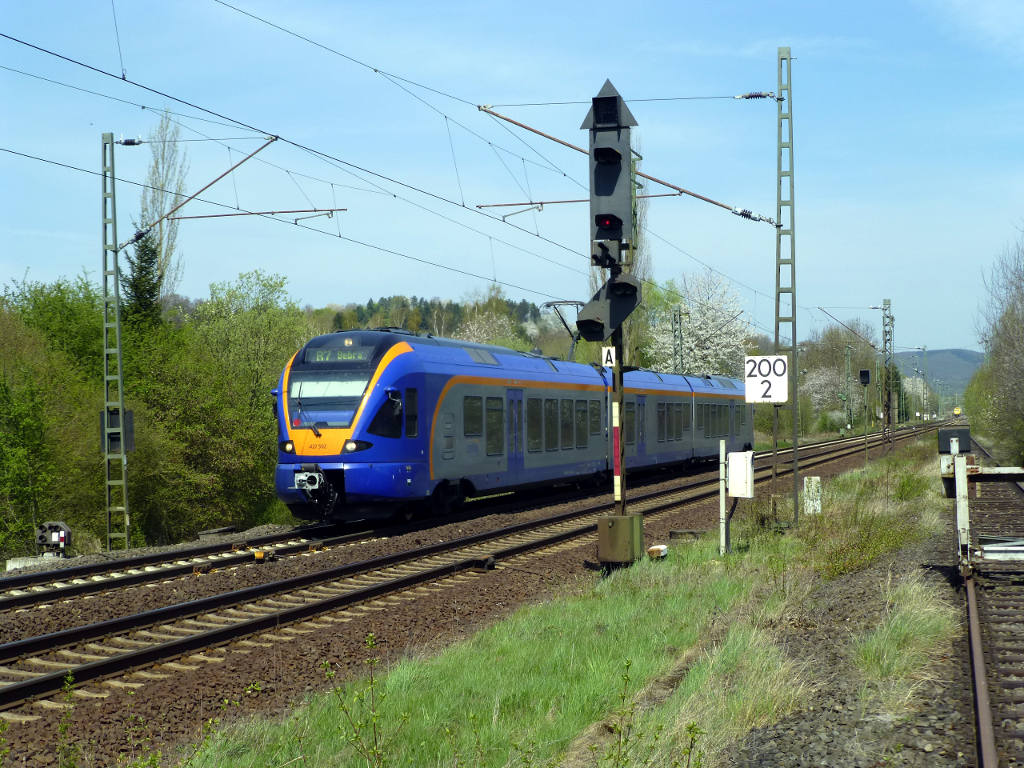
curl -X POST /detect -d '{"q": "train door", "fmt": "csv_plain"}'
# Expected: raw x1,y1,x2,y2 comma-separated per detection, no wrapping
636,395,647,461
506,389,524,475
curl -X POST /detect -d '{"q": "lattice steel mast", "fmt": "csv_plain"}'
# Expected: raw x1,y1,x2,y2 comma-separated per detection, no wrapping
773,47,799,524
101,133,130,550
882,298,894,443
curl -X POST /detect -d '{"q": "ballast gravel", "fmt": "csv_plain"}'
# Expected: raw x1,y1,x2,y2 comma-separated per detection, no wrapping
2,439,977,767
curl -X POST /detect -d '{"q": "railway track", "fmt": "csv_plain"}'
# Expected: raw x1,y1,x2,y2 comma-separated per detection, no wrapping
0,425,925,614
961,439,1024,767
0,424,933,718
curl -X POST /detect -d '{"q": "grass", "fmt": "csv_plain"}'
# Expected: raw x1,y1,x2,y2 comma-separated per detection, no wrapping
852,570,958,710
173,434,954,768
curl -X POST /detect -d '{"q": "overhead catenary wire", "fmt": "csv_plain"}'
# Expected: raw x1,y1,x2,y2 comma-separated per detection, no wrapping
210,0,477,107
477,105,777,226
2,32,785,341
109,0,126,79
488,95,764,107
0,145,565,302
0,34,594,277
0,63,246,130
816,306,878,350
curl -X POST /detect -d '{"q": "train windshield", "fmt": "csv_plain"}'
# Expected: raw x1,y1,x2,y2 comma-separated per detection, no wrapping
287,371,370,429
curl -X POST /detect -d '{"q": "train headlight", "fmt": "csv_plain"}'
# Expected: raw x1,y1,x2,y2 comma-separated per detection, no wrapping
343,439,373,453
279,440,295,454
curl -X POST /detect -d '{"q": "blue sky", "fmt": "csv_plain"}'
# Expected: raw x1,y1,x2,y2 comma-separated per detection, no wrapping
2,0,1022,352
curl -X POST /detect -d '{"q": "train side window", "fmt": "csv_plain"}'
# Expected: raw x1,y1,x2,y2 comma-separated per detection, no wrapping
575,400,588,448
485,397,504,456
696,402,704,432
624,402,636,445
544,399,559,451
463,396,482,437
404,388,418,437
526,398,543,452
589,400,601,436
657,402,666,442
560,399,573,450
683,403,692,430
671,403,680,440
368,392,402,438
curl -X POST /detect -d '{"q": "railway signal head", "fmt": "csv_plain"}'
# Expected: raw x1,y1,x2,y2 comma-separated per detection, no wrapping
576,273,642,342
581,80,637,264
859,369,870,387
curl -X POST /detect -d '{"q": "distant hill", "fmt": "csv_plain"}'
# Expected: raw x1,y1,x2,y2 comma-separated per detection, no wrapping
894,349,984,395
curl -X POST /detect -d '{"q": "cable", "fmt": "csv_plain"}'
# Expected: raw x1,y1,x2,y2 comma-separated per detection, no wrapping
815,307,878,350
161,111,589,281
0,63,244,130
489,96,738,107
444,117,466,207
109,0,126,79
2,33,787,343
211,0,572,186
210,0,476,107
1,144,566,302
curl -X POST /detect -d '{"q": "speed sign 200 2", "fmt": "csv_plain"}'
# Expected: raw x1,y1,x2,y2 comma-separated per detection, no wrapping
744,355,789,404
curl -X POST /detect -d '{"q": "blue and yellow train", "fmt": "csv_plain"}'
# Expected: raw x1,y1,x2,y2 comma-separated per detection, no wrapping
273,328,754,522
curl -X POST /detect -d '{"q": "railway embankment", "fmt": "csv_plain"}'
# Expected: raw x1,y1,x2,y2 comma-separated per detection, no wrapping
144,434,971,768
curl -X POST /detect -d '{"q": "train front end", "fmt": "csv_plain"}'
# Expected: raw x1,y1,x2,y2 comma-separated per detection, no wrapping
273,331,427,521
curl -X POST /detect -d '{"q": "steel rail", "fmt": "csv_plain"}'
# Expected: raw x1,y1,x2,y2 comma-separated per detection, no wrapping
966,575,999,767
0,423,937,712
0,425,922,604
0,526,332,592
0,425,934,712
0,532,360,611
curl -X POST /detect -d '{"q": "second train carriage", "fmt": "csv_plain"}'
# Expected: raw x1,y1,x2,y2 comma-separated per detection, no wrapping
273,329,753,522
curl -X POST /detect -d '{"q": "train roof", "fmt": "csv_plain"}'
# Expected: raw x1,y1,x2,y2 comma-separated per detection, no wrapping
305,329,743,393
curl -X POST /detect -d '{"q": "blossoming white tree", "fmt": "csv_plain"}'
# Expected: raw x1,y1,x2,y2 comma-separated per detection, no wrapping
648,269,749,377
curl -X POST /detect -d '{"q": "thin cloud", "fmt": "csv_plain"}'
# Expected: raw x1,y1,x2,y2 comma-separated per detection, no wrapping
923,0,1024,57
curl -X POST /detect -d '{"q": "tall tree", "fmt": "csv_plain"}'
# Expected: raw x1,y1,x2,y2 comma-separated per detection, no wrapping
139,111,189,298
975,236,1024,462
121,232,162,325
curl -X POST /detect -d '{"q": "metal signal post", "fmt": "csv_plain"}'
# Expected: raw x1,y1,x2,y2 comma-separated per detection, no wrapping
577,81,644,565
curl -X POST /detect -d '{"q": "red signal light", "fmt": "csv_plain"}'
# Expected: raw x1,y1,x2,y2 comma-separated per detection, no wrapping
595,214,622,230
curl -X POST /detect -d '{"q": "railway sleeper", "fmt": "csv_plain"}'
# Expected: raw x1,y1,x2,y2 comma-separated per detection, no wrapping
0,665,36,679
235,639,273,649
71,688,109,700
56,649,108,662
133,670,170,680
134,629,198,641
25,657,71,670
34,699,73,711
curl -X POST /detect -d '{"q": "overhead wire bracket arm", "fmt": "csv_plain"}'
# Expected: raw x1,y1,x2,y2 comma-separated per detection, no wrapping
118,135,278,250
477,192,684,209
167,207,346,221
478,105,775,226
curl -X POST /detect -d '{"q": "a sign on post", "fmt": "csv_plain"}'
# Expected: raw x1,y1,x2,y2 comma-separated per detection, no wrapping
601,346,616,368
744,355,789,404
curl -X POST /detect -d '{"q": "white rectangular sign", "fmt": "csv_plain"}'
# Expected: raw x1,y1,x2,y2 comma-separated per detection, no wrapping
601,346,616,368
744,355,789,403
